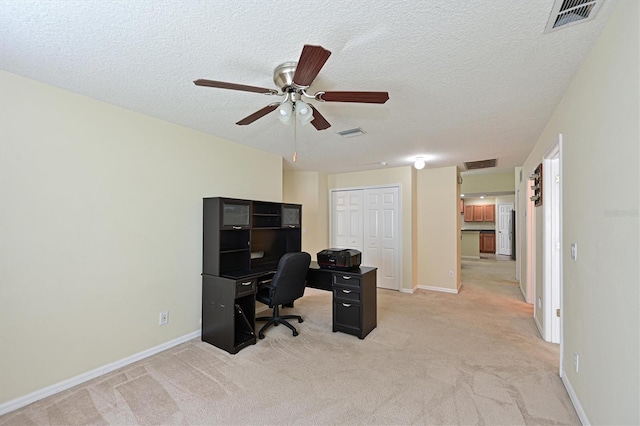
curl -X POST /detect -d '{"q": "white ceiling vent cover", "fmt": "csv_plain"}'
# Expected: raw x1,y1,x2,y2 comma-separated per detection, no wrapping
337,128,366,138
544,0,604,33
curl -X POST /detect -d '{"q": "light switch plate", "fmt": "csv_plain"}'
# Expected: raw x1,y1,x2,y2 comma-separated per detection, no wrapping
571,243,577,261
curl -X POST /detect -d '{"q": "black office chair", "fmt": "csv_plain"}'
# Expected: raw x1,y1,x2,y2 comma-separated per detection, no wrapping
255,252,311,339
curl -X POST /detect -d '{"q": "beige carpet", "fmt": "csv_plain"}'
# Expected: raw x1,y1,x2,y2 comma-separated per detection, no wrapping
1,259,579,425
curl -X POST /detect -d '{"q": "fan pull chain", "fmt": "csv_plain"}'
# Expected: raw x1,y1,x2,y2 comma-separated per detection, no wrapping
293,105,298,162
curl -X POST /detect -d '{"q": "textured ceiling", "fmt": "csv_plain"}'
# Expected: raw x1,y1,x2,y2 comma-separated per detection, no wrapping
0,0,617,174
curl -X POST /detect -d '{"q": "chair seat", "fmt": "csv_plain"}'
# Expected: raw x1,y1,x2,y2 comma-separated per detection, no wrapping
254,252,311,339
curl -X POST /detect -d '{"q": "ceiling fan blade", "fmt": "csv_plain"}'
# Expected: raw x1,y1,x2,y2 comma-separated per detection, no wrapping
194,79,278,95
292,45,331,87
310,105,331,130
236,103,279,125
317,91,389,104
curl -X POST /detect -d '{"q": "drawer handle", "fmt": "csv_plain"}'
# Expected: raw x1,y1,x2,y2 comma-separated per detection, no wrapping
232,226,242,230
342,276,351,280
288,225,296,228
342,303,351,307
342,289,352,294
241,281,252,286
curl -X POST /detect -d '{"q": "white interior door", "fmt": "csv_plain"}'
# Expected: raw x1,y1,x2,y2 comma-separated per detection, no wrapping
497,204,513,255
331,186,401,290
331,190,363,249
363,187,400,290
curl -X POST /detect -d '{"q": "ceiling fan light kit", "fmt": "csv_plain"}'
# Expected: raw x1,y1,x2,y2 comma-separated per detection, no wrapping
194,44,389,131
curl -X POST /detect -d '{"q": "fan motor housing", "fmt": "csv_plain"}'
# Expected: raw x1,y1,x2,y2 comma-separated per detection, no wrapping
273,61,299,90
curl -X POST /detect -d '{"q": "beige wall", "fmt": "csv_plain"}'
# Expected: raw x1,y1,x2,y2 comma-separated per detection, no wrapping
0,71,284,404
282,170,329,259
461,231,480,258
327,167,415,290
416,166,460,291
518,1,639,423
460,171,515,194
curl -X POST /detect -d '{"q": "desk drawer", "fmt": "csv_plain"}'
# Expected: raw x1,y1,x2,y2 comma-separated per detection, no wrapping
333,273,361,288
235,278,256,297
333,286,361,303
334,301,361,331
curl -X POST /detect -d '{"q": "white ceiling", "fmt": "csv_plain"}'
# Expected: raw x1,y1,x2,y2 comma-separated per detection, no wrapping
0,0,617,174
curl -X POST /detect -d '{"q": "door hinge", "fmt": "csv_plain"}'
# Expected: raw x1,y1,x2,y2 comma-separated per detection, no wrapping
556,308,560,317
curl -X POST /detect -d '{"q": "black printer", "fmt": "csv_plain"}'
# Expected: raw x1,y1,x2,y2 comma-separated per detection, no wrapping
317,248,362,271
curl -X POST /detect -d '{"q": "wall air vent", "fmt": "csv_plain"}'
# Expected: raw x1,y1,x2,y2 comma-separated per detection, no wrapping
464,159,497,170
544,0,603,33
337,127,365,138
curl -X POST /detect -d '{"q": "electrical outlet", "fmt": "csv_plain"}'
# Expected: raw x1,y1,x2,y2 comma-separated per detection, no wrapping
574,352,579,373
159,311,169,326
571,243,578,261
448,270,454,278
538,297,542,309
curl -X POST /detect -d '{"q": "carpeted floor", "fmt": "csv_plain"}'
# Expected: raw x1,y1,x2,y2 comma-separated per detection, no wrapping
1,259,579,425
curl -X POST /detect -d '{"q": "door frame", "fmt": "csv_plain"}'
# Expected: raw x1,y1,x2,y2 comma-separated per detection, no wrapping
329,184,402,291
543,143,561,344
543,135,563,354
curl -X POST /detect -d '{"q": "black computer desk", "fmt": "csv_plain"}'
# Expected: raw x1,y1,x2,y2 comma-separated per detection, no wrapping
201,261,377,354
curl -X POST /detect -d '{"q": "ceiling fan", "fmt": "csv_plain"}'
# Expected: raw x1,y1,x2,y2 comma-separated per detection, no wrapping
194,44,389,131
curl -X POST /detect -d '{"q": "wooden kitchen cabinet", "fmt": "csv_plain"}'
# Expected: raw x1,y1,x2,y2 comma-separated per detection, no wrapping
483,205,495,222
473,205,484,221
463,205,474,222
463,204,496,222
480,232,496,253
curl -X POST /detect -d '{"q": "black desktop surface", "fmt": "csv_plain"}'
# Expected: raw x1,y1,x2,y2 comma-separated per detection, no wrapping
217,263,279,280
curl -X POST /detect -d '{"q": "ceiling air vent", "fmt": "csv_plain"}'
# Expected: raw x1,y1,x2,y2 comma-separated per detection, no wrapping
544,0,603,33
337,127,365,138
464,159,497,170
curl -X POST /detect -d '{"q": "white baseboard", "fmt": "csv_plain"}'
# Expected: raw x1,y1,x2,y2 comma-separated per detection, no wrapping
518,280,530,303
461,255,480,259
400,287,415,294
561,367,590,425
534,315,544,339
0,330,201,416
417,285,459,294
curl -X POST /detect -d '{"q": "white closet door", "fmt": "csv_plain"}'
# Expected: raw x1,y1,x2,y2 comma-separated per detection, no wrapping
331,190,363,249
332,186,400,290
364,187,399,290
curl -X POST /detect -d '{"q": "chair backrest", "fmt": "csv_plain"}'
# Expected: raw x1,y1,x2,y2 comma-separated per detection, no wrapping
270,252,312,306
